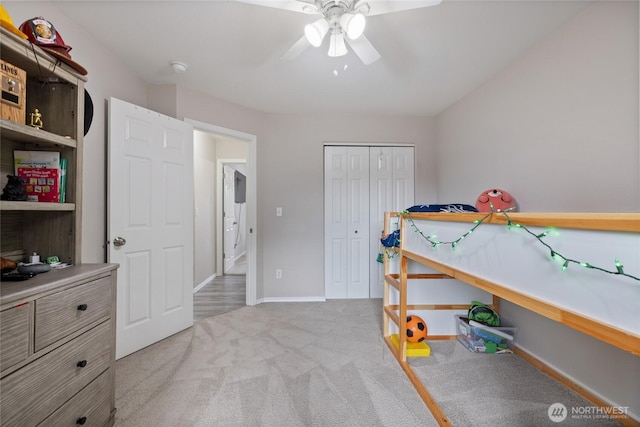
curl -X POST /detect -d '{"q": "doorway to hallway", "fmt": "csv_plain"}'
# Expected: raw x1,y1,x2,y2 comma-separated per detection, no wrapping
188,119,257,307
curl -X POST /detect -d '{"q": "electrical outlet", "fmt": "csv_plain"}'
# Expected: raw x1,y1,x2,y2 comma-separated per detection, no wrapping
275,269,282,279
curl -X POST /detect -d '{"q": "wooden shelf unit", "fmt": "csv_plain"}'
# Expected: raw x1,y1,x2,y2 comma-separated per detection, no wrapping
0,26,86,265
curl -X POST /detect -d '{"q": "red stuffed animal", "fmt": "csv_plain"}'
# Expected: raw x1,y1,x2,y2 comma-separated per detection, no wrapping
475,188,517,212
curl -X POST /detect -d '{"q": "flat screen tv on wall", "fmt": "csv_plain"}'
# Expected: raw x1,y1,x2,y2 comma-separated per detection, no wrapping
234,170,246,203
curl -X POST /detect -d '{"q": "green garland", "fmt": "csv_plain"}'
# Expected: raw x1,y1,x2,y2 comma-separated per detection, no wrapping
389,207,639,282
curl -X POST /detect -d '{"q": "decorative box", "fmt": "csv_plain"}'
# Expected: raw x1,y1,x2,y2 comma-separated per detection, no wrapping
1,59,26,124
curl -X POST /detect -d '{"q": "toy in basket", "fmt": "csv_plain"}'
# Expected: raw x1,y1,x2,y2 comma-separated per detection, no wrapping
455,315,516,354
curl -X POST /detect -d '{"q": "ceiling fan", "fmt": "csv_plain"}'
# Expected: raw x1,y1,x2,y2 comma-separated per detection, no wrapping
236,0,442,65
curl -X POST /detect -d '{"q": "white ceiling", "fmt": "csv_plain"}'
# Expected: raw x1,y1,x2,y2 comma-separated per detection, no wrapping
52,0,592,116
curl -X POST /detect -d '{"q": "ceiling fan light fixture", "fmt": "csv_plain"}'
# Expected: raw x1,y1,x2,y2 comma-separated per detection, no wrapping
304,19,329,47
341,12,366,40
328,33,348,57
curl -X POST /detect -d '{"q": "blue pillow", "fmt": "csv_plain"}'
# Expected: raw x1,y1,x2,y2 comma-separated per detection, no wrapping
406,204,478,213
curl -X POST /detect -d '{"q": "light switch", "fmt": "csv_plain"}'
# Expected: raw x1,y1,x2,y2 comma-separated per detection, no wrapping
276,207,282,217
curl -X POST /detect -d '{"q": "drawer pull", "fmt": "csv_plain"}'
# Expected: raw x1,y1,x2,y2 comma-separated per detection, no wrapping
77,304,88,311
76,360,88,368
76,416,87,425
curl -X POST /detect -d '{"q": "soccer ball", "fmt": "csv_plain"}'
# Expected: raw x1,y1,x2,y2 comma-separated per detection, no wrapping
406,315,428,343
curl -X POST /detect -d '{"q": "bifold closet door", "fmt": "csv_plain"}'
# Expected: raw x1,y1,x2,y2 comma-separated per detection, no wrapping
325,146,414,299
324,146,370,299
369,147,414,298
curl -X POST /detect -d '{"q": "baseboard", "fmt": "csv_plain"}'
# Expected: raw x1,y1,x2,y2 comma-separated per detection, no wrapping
193,274,216,293
259,296,327,303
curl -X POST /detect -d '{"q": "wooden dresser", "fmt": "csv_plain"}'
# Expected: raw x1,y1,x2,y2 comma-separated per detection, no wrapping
0,264,118,426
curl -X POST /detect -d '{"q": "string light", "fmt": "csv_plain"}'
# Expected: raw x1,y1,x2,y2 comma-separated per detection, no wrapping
404,210,494,249
383,210,639,282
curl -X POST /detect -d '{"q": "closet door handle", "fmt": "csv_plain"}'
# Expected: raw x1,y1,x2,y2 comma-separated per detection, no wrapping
77,360,87,368
77,304,88,311
76,416,87,425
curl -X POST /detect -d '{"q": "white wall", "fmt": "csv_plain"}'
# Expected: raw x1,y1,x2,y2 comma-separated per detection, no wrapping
193,131,217,287
436,2,639,213
435,1,639,416
259,114,435,299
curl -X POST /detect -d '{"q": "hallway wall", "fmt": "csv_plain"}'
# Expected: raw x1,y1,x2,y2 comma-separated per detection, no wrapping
194,132,217,287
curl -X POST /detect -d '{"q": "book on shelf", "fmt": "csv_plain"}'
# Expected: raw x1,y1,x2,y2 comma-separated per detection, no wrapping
59,158,67,203
14,150,61,202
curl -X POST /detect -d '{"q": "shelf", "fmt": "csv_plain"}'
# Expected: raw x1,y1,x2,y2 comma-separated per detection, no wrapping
0,201,75,211
1,23,83,271
0,27,87,84
397,211,640,232
0,119,77,148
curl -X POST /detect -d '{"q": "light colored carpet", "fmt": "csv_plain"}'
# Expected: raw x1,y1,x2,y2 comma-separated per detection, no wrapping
409,341,624,426
115,299,438,427
115,299,625,426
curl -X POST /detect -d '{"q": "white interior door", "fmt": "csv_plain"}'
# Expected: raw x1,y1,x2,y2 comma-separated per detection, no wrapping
324,146,370,299
369,147,414,298
223,164,236,273
108,97,194,359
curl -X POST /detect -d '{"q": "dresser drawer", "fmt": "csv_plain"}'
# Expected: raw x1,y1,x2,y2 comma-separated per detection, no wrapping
39,369,113,427
0,303,30,372
35,276,112,352
0,321,111,427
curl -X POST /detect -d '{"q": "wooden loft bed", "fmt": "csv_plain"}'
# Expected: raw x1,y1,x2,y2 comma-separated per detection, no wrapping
381,211,640,425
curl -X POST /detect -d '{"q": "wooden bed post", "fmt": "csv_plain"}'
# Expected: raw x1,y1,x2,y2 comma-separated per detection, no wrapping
493,294,500,314
382,212,391,338
399,214,408,362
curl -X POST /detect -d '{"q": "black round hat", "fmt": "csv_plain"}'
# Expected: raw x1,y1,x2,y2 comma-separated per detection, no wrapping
84,89,93,136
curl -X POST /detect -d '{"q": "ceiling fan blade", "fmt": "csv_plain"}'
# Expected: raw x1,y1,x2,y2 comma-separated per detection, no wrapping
345,34,381,65
363,0,442,16
234,0,318,14
281,35,311,60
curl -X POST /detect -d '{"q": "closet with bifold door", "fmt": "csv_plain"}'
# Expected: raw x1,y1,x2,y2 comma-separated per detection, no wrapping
324,145,414,299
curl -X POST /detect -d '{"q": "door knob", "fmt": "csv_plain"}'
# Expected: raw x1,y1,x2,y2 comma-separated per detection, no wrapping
113,237,127,247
